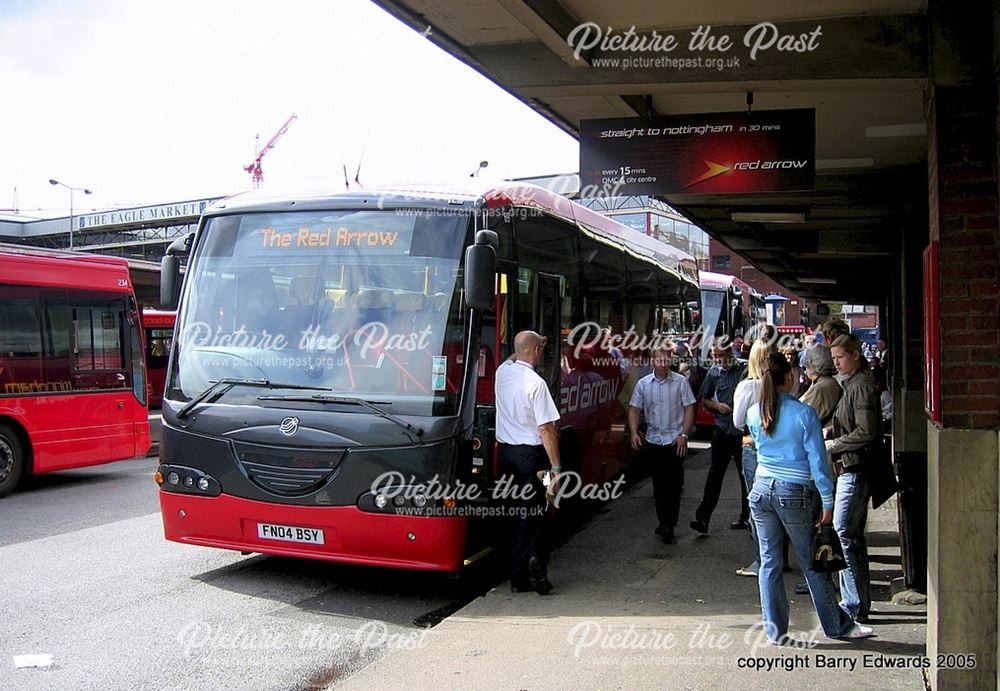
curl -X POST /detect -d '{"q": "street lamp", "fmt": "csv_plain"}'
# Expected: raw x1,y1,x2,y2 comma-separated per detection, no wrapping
469,160,488,177
49,179,92,251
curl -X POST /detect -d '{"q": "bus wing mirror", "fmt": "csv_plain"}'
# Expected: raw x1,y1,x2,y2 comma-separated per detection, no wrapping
160,255,181,308
464,231,497,311
160,232,193,308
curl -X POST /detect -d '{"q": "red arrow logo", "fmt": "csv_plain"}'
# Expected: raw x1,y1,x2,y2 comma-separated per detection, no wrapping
682,160,730,189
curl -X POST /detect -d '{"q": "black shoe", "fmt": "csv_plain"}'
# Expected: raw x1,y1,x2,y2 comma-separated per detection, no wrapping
690,519,709,534
510,580,532,593
661,528,676,544
654,525,667,538
528,556,553,595
730,518,750,530
794,582,809,595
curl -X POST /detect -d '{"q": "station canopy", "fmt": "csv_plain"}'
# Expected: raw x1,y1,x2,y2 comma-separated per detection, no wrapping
372,0,932,302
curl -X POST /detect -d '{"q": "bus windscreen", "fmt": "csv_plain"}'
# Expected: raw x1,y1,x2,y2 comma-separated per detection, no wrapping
169,210,470,417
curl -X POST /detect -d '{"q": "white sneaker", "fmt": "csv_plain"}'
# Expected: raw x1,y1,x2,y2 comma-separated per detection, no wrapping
839,623,874,640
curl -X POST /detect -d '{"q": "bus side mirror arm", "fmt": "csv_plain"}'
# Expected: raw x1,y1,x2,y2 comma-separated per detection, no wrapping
160,232,193,309
464,230,497,311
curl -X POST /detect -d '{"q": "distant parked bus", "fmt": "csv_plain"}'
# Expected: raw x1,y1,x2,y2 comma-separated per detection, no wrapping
141,309,176,408
698,270,754,350
0,248,151,497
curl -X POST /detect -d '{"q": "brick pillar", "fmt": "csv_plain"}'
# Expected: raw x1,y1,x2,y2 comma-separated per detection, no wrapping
931,91,1000,425
926,84,1000,690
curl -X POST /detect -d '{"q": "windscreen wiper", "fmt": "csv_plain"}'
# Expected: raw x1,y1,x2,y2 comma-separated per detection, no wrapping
257,394,425,438
177,378,327,420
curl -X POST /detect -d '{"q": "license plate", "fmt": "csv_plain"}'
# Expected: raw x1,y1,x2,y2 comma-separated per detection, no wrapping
257,522,325,545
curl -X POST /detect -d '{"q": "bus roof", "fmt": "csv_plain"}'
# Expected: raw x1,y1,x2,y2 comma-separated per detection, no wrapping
700,270,750,292
204,182,700,286
0,246,133,293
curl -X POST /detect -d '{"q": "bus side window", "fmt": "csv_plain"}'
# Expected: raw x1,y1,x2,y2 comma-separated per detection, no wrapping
0,289,44,389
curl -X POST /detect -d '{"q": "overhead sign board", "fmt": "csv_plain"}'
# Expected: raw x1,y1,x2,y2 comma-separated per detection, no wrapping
78,198,218,229
580,108,815,196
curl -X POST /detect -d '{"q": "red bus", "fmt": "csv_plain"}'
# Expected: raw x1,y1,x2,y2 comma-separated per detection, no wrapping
690,271,762,431
141,309,176,408
0,248,151,497
155,183,700,571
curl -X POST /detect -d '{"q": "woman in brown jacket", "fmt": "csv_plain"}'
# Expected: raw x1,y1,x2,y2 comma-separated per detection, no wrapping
827,334,880,623
800,344,841,427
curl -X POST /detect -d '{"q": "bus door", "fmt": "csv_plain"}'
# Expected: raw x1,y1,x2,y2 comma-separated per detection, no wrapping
477,264,515,403
534,272,561,399
476,263,516,482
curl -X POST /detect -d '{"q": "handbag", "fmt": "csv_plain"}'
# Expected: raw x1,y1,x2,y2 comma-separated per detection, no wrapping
864,436,899,510
811,524,847,572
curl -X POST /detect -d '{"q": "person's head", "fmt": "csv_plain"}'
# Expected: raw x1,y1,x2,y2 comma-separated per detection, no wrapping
750,323,776,346
820,318,850,345
876,337,887,353
746,339,770,380
712,344,733,367
760,352,793,435
514,330,547,366
290,275,318,305
804,343,836,381
830,333,865,376
732,335,745,354
651,344,676,378
780,344,798,368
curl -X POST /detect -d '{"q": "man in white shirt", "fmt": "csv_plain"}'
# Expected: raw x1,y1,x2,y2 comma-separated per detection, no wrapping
628,344,697,544
495,330,562,595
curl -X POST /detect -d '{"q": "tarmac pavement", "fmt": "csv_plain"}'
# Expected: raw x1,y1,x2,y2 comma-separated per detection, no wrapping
332,442,927,690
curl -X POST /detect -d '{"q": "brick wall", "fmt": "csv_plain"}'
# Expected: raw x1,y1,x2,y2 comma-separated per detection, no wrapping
928,86,1000,429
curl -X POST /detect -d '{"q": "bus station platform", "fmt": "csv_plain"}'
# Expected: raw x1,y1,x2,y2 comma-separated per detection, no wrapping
335,443,927,690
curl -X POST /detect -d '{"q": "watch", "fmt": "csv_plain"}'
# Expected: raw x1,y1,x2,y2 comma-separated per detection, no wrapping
679,433,689,439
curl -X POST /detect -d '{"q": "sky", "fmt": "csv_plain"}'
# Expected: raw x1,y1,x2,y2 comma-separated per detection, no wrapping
1,0,579,218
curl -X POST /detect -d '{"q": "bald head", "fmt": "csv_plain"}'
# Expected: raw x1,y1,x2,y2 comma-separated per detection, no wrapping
514,330,547,365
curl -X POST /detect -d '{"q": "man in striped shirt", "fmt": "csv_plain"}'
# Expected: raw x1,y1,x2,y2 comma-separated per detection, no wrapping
628,344,697,544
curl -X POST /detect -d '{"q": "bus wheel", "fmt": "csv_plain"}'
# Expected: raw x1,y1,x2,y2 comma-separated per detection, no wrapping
0,425,25,498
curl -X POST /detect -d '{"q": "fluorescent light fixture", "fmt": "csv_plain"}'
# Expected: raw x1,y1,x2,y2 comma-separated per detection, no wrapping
815,158,874,170
797,277,838,284
731,211,806,224
865,123,926,138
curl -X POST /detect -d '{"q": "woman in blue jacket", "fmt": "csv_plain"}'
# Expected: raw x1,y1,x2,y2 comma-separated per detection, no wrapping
746,353,873,644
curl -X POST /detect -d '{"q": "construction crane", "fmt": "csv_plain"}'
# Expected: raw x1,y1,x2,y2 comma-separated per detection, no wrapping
244,113,297,188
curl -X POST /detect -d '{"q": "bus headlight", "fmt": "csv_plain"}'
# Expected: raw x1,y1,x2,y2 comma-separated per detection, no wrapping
374,494,389,509
392,496,406,508
157,465,221,497
413,495,427,508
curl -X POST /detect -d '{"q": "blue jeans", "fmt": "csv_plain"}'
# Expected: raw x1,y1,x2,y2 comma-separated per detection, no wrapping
741,445,759,563
750,477,854,641
834,471,871,618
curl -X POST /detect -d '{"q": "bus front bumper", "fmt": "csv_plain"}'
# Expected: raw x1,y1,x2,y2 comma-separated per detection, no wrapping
158,491,468,572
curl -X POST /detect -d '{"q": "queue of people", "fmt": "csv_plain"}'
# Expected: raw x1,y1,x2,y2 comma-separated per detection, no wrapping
497,320,882,644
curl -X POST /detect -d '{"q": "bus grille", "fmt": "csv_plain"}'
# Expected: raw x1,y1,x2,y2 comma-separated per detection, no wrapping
241,461,334,495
